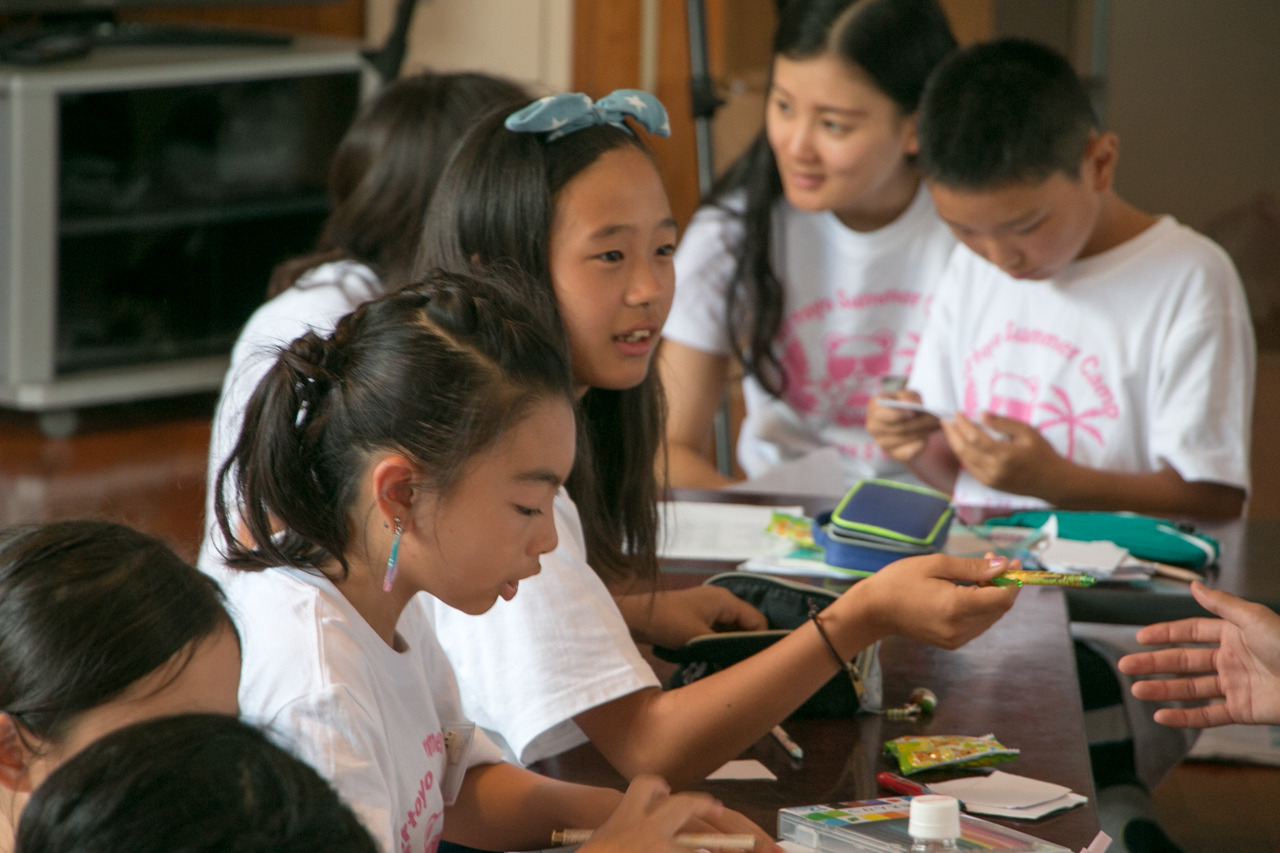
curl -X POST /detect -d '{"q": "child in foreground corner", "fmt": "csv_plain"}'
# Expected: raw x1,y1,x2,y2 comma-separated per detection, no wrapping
866,42,1254,520
866,39,1256,853
15,715,724,853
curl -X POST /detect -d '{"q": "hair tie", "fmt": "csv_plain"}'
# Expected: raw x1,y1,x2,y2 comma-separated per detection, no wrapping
504,89,671,142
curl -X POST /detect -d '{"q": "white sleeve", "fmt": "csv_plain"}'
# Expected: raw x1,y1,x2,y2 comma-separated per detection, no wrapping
411,613,506,770
422,491,659,766
906,251,963,412
1150,290,1255,490
663,203,746,356
267,687,399,852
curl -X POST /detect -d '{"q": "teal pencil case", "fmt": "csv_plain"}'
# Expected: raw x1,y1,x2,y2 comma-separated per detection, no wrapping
986,511,1219,569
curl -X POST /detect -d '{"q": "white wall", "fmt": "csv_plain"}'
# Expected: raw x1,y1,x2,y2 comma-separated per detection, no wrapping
365,0,574,94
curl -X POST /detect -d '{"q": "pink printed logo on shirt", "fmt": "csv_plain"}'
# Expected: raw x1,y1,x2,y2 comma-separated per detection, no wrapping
399,732,446,853
780,337,820,415
986,372,1040,423
772,289,928,464
821,330,896,426
959,323,1120,460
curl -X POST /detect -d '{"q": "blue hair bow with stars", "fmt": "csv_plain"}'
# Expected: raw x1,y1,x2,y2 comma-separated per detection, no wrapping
505,89,671,142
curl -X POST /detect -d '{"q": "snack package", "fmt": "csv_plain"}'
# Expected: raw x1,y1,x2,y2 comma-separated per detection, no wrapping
884,733,1020,775
766,511,818,551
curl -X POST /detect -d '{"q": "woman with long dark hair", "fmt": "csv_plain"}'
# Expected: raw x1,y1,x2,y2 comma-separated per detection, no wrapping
661,0,959,489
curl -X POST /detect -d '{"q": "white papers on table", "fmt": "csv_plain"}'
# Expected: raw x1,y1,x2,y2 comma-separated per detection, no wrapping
1038,538,1130,575
705,759,778,780
1033,514,1151,582
928,770,1087,820
723,446,849,500
658,501,803,561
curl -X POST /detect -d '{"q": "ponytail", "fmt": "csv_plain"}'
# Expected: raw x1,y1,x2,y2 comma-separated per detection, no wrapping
216,267,574,578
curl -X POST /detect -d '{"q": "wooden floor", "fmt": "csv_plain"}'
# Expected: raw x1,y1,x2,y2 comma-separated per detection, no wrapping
2,395,1278,852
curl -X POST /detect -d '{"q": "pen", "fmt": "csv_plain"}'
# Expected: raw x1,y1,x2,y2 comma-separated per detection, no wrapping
875,771,932,796
551,830,756,849
771,724,803,760
1149,561,1202,583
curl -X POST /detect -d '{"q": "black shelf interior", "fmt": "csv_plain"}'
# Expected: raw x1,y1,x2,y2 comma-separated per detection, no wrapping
55,71,360,376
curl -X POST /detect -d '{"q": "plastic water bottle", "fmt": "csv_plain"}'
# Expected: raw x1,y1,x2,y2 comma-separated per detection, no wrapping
908,795,961,851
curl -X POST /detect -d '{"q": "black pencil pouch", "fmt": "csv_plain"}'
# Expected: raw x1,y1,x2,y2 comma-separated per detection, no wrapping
652,572,881,718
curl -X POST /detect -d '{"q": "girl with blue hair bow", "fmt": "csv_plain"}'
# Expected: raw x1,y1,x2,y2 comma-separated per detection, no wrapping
412,89,1018,791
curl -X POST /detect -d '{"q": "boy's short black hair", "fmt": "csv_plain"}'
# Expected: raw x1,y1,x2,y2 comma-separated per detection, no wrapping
918,38,1099,190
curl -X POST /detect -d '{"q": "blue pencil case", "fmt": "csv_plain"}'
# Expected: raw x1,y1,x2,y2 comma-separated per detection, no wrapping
813,480,954,576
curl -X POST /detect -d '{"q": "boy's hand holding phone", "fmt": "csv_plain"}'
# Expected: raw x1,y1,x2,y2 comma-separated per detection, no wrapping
866,392,942,462
940,411,1065,497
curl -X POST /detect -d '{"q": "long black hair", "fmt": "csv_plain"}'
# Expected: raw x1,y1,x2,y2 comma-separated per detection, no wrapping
267,71,528,298
216,267,574,578
16,714,379,853
711,0,957,394
0,520,232,746
416,112,665,588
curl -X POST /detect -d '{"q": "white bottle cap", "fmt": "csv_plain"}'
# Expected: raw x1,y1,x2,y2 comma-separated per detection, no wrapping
908,795,961,840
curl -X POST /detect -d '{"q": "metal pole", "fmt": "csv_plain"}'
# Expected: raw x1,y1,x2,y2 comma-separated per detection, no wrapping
685,0,734,477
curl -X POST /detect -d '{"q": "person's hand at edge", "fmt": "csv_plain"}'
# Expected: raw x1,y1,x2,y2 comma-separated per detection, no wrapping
1117,582,1280,727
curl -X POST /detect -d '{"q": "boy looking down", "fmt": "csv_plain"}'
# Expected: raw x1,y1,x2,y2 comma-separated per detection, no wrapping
867,39,1254,518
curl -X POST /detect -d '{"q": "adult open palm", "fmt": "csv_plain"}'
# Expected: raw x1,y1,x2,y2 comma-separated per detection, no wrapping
1117,583,1280,727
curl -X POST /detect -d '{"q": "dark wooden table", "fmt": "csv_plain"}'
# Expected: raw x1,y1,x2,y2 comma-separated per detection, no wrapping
537,491,1102,850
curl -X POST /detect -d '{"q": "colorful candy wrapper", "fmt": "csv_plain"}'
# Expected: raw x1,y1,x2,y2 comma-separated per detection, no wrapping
766,511,818,551
884,733,1020,775
992,570,1097,588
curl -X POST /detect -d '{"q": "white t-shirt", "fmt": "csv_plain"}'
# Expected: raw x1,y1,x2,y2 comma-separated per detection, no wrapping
909,216,1255,509
422,489,660,765
664,185,956,485
200,261,659,766
220,566,505,853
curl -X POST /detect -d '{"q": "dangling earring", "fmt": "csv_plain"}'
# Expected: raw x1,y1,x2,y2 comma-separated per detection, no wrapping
382,518,403,592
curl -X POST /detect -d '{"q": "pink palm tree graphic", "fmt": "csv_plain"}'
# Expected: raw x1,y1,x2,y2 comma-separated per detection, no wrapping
1035,385,1112,460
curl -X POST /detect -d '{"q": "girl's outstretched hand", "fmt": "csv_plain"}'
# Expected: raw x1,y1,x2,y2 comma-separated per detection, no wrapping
581,776,780,853
1117,582,1280,727
852,554,1020,650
